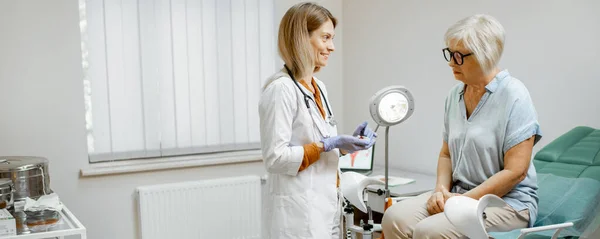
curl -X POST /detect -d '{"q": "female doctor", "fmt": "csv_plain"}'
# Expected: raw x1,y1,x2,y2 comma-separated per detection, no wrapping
259,2,377,239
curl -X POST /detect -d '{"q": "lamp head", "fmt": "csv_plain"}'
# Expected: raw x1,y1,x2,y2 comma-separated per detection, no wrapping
369,86,414,127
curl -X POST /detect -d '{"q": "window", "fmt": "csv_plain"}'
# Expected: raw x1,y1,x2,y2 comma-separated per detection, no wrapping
79,0,276,162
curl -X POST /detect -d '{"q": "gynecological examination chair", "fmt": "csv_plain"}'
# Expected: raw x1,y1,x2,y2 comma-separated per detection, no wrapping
444,126,600,239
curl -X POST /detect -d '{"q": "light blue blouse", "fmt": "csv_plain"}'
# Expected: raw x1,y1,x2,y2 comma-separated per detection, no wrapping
443,70,542,227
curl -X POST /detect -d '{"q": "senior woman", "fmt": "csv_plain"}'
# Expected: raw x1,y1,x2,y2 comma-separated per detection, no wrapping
381,14,542,239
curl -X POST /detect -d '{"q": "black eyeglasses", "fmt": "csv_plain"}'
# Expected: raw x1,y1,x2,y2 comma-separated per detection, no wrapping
443,48,472,65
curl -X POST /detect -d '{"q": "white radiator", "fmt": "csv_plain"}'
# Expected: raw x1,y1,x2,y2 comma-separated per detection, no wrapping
136,175,263,239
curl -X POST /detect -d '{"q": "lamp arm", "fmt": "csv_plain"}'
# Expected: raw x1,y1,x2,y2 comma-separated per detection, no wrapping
385,126,390,197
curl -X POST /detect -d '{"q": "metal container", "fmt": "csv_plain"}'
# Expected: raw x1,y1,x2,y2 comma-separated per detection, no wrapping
0,156,52,201
0,178,14,209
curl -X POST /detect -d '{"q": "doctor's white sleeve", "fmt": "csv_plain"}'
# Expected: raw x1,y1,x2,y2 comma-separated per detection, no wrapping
258,81,304,176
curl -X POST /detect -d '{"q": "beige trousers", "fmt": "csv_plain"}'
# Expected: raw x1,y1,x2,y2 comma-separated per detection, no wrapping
381,191,529,239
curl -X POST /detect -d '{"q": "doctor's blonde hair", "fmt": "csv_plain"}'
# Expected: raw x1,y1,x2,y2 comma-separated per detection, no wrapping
278,2,337,81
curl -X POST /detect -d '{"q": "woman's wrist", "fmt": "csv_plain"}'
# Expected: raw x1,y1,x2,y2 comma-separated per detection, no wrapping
316,142,325,152
434,184,450,193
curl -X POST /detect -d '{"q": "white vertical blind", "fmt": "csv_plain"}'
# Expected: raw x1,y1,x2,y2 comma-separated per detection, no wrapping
80,0,276,162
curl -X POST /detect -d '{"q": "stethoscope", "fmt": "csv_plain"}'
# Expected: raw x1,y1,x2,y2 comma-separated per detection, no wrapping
284,64,337,127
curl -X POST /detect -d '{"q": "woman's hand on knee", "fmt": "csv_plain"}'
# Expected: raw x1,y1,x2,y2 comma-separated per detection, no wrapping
426,191,445,215
441,189,460,202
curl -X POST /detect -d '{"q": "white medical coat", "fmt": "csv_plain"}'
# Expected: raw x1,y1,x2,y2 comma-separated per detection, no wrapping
259,69,342,239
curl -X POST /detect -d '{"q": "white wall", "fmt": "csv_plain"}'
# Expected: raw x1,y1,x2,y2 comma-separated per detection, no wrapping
0,0,340,239
342,0,600,175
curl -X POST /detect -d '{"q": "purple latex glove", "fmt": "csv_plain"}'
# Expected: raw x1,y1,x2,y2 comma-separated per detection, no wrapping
352,121,377,139
321,135,375,153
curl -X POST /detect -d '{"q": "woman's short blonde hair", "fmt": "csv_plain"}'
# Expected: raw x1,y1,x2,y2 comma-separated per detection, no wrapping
444,14,505,74
278,2,337,81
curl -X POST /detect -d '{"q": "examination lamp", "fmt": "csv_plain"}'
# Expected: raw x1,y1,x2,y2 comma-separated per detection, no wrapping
368,85,414,197
339,86,415,239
